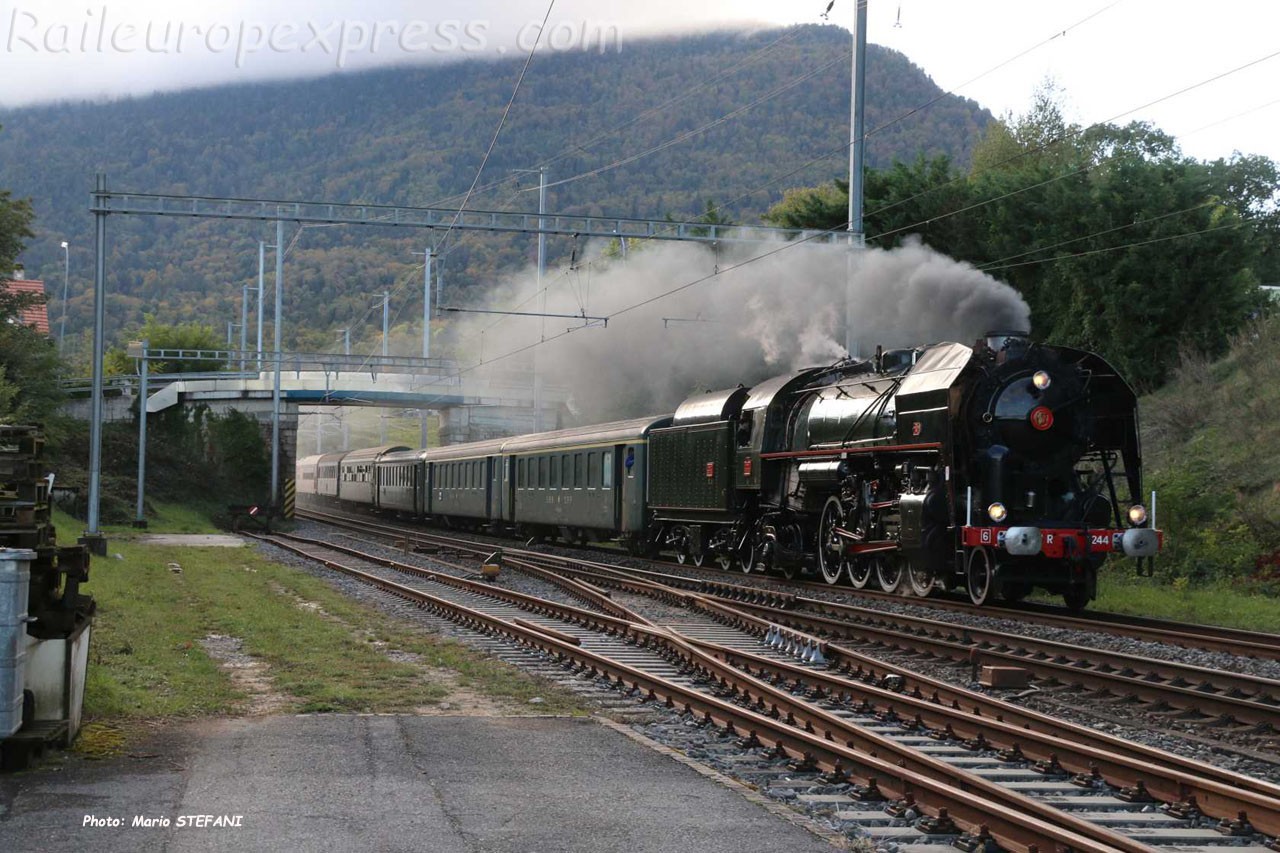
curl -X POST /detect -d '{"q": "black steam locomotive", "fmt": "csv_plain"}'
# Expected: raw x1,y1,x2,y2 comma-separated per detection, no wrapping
299,332,1161,609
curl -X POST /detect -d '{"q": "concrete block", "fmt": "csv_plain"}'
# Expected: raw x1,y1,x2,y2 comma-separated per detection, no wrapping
979,665,1028,688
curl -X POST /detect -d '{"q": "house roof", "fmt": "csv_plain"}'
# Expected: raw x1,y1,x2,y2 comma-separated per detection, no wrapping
2,278,50,335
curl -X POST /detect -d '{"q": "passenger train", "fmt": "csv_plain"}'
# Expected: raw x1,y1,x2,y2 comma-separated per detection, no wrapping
297,332,1162,609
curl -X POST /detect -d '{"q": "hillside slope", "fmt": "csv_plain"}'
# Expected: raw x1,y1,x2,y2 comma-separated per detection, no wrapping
0,25,990,356
1141,314,1280,585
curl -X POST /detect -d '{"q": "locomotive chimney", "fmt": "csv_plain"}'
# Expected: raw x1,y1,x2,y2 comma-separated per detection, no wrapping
874,344,883,373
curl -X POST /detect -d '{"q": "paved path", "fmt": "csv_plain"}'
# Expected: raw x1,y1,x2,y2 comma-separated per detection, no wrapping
134,534,246,547
0,715,839,853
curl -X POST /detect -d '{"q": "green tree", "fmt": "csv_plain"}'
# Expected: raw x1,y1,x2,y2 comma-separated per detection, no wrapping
0,134,33,273
104,314,228,375
763,88,1278,390
762,180,847,230
0,159,62,425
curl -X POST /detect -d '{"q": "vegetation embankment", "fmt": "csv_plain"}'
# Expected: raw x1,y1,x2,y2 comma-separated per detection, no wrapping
1137,314,1280,594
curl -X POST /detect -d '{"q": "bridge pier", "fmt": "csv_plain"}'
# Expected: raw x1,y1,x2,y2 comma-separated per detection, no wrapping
195,399,299,502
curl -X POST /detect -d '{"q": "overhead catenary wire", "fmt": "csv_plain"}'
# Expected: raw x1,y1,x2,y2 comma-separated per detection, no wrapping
978,219,1253,273
629,1,1127,232
435,0,556,257
534,53,850,192
862,45,1280,233
974,201,1220,270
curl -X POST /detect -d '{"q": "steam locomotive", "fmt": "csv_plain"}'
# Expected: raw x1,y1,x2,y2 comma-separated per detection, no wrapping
297,332,1161,609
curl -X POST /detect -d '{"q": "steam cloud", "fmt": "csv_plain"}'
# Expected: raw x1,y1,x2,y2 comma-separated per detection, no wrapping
453,237,1030,424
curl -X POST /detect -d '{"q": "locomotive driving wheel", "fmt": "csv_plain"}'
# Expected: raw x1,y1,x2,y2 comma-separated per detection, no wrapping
848,557,873,589
877,554,904,593
817,496,850,585
907,560,936,597
966,546,996,606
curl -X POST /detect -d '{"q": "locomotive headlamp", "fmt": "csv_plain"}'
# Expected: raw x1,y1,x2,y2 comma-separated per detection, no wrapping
1128,504,1148,525
987,502,1008,523
1032,370,1052,390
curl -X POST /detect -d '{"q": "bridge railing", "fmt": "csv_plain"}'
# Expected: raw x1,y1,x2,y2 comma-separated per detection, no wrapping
60,350,537,394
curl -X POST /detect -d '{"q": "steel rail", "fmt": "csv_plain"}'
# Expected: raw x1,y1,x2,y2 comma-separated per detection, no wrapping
704,594,1280,728
679,630,1280,837
785,580,1280,661
274,524,1280,842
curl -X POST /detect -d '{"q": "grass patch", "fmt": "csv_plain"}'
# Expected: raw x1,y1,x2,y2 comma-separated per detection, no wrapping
83,538,591,725
51,502,222,541
1092,572,1280,633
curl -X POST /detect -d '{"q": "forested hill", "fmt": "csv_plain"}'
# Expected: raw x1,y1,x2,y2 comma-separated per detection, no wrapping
0,25,991,356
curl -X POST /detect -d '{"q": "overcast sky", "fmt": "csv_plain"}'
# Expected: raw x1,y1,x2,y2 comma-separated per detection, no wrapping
1,0,1277,165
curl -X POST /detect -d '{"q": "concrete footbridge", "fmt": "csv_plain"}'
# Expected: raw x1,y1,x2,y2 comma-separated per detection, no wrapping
62,348,569,479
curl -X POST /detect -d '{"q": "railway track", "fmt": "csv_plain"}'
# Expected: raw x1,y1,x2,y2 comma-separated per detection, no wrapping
799,583,1280,662
252,519,1280,852
296,507,1280,662
295,508,1280,731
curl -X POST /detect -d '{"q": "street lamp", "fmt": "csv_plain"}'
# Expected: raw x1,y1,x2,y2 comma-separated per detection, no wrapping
58,241,69,353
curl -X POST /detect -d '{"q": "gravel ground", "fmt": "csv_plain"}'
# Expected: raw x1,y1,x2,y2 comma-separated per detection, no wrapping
285,520,616,615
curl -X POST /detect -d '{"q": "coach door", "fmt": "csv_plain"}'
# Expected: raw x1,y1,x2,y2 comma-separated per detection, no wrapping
489,456,505,523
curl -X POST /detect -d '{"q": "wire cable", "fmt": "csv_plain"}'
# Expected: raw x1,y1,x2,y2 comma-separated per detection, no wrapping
979,219,1253,272
436,1,556,255
863,45,1280,228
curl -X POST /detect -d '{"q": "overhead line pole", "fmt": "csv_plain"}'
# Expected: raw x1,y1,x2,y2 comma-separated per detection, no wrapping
381,290,390,444
845,0,869,359
270,220,284,507
85,174,108,551
240,284,250,372
133,340,148,529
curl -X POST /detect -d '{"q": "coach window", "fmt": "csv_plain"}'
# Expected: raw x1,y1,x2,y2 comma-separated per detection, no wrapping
518,458,525,488
587,453,597,490
538,457,546,488
550,455,559,488
574,453,583,488
602,450,613,488
562,456,571,489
